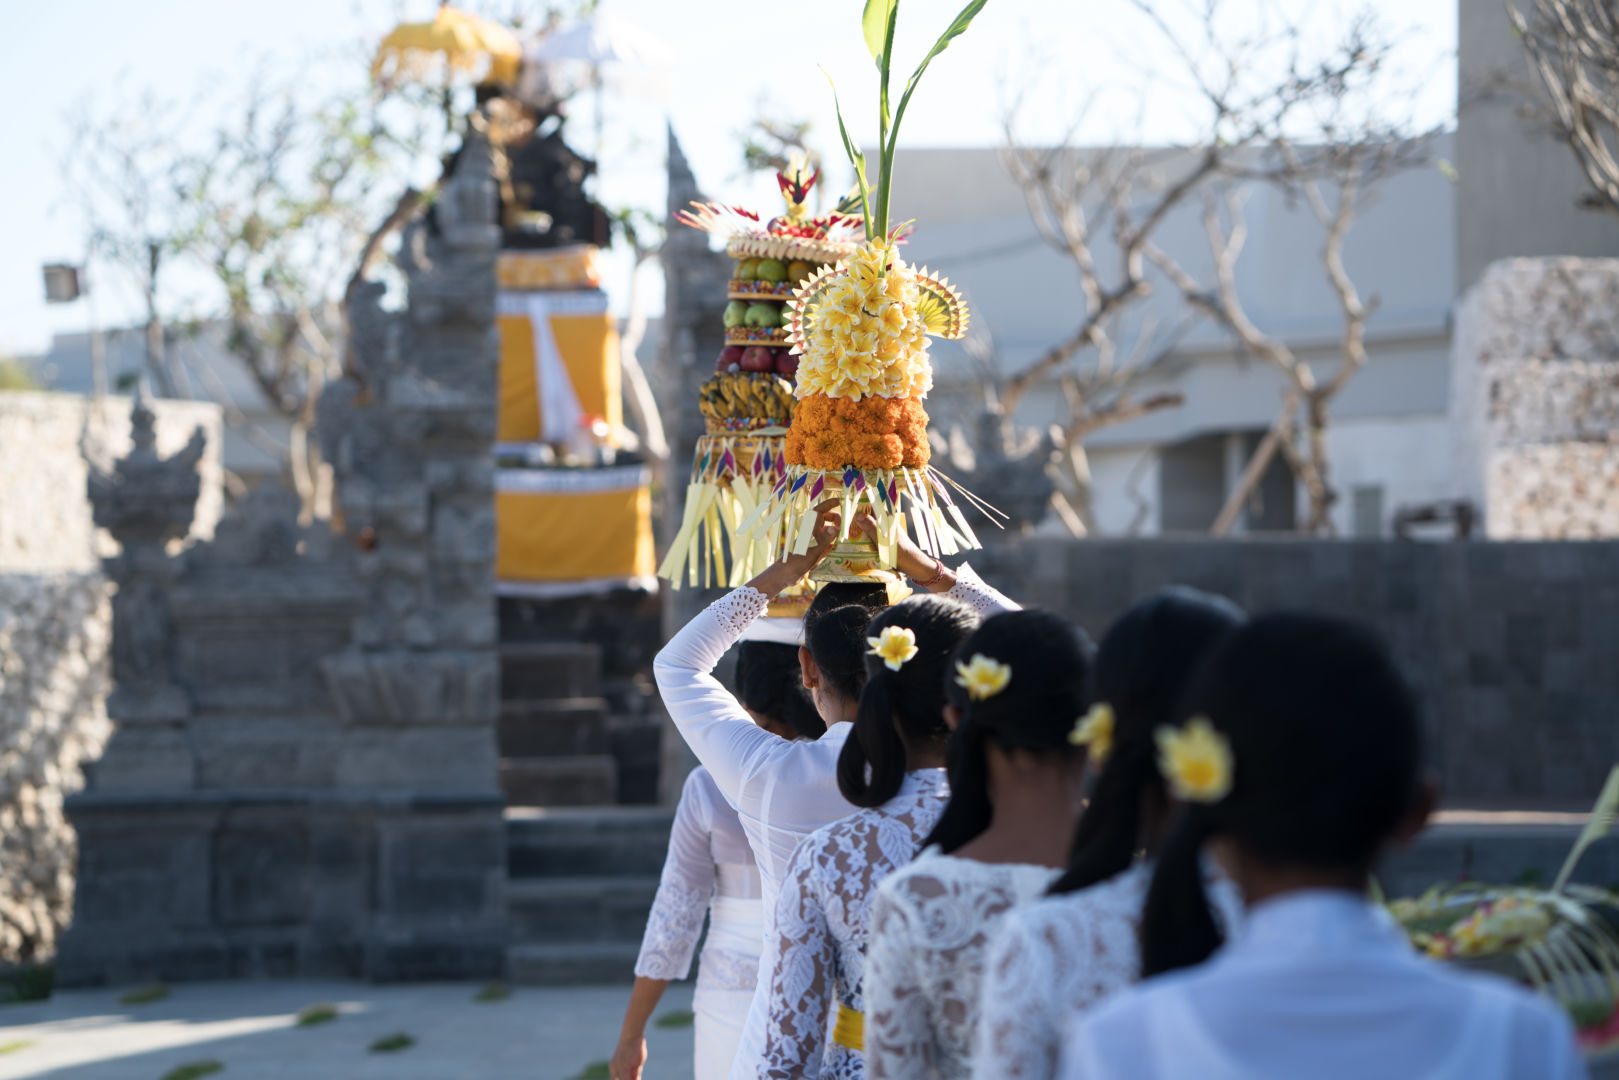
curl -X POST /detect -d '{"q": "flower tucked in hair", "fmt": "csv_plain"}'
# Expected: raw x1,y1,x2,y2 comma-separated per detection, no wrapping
1069,702,1115,765
954,654,1012,701
1155,716,1234,804
868,626,920,672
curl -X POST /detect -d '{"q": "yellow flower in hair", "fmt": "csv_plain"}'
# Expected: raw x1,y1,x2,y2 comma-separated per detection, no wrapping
867,626,920,672
1069,702,1115,765
1155,716,1234,804
955,654,1011,701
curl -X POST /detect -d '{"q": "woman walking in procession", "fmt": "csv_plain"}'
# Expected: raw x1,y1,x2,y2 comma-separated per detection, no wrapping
758,595,981,1080
1059,613,1585,1080
973,588,1246,1080
613,641,823,1080
863,610,1096,1080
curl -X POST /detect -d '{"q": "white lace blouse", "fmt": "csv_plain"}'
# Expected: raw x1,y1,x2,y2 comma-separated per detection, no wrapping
759,769,951,1080
634,765,762,992
972,861,1242,1080
865,848,1060,1080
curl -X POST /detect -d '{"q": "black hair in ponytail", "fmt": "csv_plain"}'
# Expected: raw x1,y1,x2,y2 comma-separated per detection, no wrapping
924,610,1095,853
837,595,979,808
1050,587,1245,896
735,641,826,740
1139,611,1425,977
805,604,876,705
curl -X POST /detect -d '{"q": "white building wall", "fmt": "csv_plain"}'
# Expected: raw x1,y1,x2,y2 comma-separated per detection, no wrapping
1317,413,1455,538
1087,445,1162,537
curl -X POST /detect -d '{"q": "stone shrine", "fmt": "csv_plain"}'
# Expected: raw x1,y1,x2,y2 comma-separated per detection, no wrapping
56,129,509,985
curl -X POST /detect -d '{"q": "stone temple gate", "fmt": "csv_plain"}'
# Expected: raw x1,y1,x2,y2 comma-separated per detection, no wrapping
57,132,509,985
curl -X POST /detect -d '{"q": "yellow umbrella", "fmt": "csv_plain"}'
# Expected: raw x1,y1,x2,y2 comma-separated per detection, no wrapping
372,4,522,88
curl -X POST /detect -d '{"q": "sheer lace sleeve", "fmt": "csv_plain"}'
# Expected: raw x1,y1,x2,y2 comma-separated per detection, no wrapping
760,837,834,1080
634,771,715,980
653,586,776,809
865,883,935,1080
973,913,1063,1080
945,563,1020,619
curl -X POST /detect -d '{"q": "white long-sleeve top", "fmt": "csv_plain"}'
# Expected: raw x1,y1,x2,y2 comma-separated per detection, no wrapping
864,848,1059,1080
1058,890,1588,1080
973,860,1244,1080
634,765,762,992
653,566,1018,1080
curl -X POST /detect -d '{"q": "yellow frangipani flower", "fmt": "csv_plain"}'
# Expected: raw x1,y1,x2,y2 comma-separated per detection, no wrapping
1155,716,1234,804
955,653,1012,701
795,241,937,402
867,626,920,672
1069,702,1115,765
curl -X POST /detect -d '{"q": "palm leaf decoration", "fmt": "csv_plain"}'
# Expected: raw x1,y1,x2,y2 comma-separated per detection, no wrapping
1554,764,1619,894
911,268,969,339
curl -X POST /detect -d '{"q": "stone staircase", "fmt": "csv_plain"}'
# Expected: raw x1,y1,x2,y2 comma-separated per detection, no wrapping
497,592,665,808
505,806,673,984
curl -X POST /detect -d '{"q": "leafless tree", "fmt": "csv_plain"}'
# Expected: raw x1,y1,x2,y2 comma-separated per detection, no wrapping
1512,0,1619,216
66,67,448,518
996,1,1442,535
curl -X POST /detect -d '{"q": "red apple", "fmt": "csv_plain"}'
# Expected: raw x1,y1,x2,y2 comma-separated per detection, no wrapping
775,352,799,378
717,345,746,372
740,346,776,372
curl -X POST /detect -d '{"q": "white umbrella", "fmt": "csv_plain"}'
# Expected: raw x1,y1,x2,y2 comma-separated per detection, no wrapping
521,10,673,150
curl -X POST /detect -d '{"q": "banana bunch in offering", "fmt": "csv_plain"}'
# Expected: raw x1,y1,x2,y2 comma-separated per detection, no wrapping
698,371,797,433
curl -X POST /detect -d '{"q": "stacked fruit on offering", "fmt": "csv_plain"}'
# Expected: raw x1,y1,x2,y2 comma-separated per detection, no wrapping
659,159,865,589
1387,766,1619,1059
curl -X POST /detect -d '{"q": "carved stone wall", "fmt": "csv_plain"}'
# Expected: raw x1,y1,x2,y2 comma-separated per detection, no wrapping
58,129,508,985
0,391,222,573
1451,258,1619,537
0,572,110,965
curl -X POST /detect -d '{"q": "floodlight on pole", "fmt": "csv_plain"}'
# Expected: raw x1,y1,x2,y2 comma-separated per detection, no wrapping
41,261,107,398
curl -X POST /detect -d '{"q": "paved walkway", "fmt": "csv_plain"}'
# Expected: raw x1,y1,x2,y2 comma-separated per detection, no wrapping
0,980,695,1080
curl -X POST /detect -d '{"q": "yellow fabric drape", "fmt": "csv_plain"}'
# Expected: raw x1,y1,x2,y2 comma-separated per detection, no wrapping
497,309,620,444
832,1004,864,1052
496,484,653,583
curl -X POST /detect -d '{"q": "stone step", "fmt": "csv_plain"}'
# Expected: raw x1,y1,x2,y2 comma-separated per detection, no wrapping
609,718,663,807
500,642,604,702
506,806,674,879
507,875,661,944
498,698,613,758
499,756,618,808
507,941,641,986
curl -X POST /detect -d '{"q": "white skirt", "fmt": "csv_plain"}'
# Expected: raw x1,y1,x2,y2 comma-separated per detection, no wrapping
694,894,764,1080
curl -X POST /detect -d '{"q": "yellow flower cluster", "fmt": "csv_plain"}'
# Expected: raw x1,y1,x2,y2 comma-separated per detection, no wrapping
795,242,933,402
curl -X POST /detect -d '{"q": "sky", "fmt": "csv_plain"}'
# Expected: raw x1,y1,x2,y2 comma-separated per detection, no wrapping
0,0,1457,359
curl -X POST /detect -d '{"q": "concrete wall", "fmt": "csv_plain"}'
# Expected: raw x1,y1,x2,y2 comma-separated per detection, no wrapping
0,390,223,573
971,537,1619,805
1456,0,1619,291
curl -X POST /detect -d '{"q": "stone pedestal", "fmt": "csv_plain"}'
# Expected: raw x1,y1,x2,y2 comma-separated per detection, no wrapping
1452,258,1619,537
59,127,510,985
